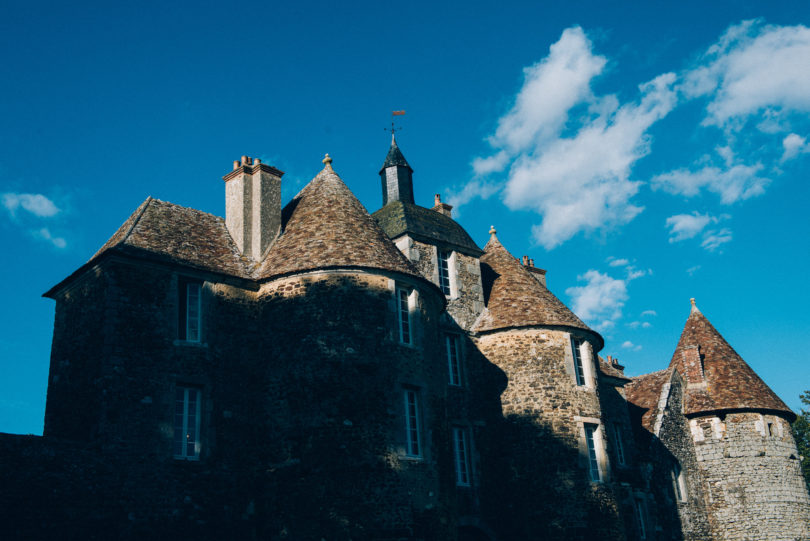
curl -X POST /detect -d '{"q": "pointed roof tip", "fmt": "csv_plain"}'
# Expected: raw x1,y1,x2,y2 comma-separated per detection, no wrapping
690,297,700,314
322,153,333,169
489,225,497,236
380,135,412,172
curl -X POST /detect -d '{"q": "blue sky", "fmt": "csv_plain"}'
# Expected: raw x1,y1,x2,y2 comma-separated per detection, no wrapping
1,1,809,434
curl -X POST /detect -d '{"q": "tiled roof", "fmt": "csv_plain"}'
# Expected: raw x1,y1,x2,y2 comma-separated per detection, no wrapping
372,201,483,256
50,197,254,295
625,369,672,434
598,358,632,382
472,233,602,349
379,135,412,172
668,304,794,419
257,164,425,282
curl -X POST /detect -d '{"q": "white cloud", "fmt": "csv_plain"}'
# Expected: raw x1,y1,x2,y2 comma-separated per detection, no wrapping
782,133,809,161
608,258,629,267
653,163,769,204
621,340,642,351
686,265,702,276
627,320,652,330
34,227,67,249
566,270,628,329
665,212,713,242
2,192,60,218
683,20,810,127
701,228,733,252
641,310,657,317
444,179,500,210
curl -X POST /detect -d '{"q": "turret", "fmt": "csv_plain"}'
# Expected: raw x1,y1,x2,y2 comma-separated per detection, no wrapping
379,134,414,206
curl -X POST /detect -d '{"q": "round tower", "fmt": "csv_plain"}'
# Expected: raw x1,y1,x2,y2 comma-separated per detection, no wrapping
669,300,810,540
252,156,453,539
472,229,624,540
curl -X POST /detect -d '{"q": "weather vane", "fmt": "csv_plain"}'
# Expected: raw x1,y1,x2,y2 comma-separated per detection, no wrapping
386,110,406,136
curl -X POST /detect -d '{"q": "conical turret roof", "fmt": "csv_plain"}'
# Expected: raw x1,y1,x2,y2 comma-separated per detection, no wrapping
379,134,412,173
473,230,602,350
668,300,793,419
257,159,424,282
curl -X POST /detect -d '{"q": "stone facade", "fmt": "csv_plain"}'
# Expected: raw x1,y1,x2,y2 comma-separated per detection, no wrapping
1,140,808,540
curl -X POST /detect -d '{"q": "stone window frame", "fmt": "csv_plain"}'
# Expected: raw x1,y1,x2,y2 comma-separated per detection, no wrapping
173,384,202,461
568,335,594,389
396,285,414,346
177,276,203,343
577,417,607,483
445,333,463,387
403,387,423,458
633,494,649,540
452,425,472,487
434,247,458,299
672,461,687,502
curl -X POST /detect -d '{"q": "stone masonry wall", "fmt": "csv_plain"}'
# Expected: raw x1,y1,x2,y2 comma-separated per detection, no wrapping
474,328,625,541
691,411,810,540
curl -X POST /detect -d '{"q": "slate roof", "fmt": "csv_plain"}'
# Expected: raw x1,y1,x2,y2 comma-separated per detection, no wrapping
372,200,483,256
598,358,632,382
257,163,425,282
668,303,794,420
472,232,603,350
379,135,412,173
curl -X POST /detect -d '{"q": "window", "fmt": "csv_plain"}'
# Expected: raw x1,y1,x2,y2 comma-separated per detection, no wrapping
453,427,471,486
571,337,586,386
397,287,412,345
672,462,687,502
179,280,202,342
584,423,601,482
445,334,462,386
404,389,421,457
174,385,201,460
634,497,648,540
611,423,626,466
438,250,452,296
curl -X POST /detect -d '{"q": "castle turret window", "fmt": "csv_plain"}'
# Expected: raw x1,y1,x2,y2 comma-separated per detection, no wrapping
179,279,202,342
611,423,626,466
397,286,412,345
453,427,471,486
672,462,687,502
438,250,452,296
174,385,201,460
571,338,587,386
404,389,422,457
584,423,601,481
445,334,462,386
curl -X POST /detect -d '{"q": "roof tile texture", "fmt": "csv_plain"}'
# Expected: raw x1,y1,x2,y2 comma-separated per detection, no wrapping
473,234,601,348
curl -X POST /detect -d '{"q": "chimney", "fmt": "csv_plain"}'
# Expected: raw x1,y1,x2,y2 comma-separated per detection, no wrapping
607,355,625,373
223,156,284,260
431,194,453,217
522,255,529,265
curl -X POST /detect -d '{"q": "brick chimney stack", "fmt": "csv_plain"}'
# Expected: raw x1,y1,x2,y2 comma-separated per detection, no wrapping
223,156,284,260
431,194,453,217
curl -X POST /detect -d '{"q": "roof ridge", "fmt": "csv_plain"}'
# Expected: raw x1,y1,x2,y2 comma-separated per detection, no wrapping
118,196,153,247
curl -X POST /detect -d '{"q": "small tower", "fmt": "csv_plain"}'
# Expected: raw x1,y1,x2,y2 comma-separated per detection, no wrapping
379,134,414,206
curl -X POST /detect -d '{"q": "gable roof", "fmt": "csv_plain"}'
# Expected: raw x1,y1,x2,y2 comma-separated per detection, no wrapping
372,200,483,256
472,232,602,349
625,369,672,435
256,163,426,283
45,198,253,297
668,302,794,420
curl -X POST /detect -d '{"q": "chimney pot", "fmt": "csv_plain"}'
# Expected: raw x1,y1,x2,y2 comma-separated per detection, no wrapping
233,160,240,170
435,194,441,205
241,155,248,166
529,258,534,267
522,255,529,265
254,158,261,165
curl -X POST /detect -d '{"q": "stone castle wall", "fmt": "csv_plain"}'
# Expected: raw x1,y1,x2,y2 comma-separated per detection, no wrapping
690,410,810,541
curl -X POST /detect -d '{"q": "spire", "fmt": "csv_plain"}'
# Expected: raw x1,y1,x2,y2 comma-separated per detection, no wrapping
668,302,794,419
379,134,414,206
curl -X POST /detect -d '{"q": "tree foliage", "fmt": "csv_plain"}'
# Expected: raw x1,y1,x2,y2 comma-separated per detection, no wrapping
792,391,810,492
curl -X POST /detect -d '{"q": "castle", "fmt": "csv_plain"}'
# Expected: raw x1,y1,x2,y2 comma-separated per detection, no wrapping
1,136,808,540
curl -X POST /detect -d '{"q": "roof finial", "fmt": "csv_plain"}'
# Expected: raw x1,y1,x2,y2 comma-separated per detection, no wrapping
322,153,333,167
690,297,700,314
386,110,406,143
489,225,497,236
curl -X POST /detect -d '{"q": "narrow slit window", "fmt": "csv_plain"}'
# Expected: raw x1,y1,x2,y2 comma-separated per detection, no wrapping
634,498,648,539
404,389,421,457
571,338,586,386
673,462,686,502
179,280,202,342
611,423,626,466
446,334,462,386
397,287,411,345
584,423,601,482
174,385,202,460
438,251,451,296
453,427,471,486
